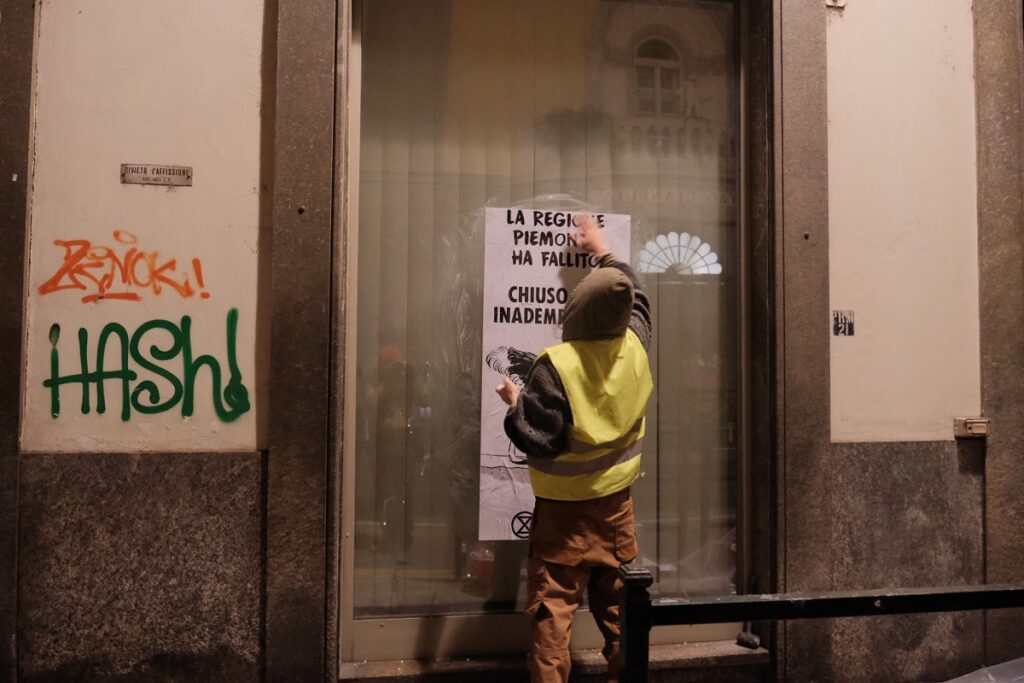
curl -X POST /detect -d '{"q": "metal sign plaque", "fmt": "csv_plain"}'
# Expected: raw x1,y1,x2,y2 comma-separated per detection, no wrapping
120,164,193,187
833,310,855,336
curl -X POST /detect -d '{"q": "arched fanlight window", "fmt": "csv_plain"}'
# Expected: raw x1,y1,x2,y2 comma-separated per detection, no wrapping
637,232,723,275
634,38,682,116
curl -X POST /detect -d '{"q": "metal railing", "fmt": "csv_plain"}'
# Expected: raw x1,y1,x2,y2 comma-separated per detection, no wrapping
617,565,1024,683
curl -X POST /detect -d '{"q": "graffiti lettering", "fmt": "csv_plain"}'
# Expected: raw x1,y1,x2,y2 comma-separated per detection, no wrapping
45,309,250,423
37,230,211,303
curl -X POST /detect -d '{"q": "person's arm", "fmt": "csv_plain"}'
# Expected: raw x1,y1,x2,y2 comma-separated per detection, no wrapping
499,357,571,458
576,215,653,350
596,252,652,350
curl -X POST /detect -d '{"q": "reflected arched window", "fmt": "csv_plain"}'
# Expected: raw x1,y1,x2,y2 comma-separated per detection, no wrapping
634,38,681,116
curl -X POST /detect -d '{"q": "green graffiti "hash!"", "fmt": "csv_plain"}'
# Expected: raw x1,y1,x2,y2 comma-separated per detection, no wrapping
45,308,250,423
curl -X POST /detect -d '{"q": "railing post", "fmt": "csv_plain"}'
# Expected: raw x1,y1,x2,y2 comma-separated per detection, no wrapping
618,564,653,683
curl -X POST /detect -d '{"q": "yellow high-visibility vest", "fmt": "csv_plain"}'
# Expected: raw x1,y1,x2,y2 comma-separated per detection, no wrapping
528,329,653,501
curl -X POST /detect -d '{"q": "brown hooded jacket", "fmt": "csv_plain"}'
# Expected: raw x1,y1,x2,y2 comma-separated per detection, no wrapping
503,254,652,459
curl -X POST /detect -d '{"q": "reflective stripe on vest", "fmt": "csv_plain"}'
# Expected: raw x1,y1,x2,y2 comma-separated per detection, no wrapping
528,329,653,501
566,417,643,454
528,436,644,477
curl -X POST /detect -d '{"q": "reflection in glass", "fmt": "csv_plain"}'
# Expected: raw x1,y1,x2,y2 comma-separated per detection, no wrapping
636,65,656,89
354,0,739,618
637,38,679,60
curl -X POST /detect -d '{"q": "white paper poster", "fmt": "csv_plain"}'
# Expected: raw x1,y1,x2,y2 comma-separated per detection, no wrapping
478,207,631,540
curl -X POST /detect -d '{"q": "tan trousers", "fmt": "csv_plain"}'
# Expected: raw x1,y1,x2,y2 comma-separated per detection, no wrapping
525,488,638,683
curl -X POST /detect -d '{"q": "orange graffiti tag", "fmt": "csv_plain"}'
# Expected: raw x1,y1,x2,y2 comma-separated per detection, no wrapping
37,230,212,303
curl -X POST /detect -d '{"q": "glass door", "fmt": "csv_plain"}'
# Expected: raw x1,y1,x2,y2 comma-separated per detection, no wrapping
342,0,743,661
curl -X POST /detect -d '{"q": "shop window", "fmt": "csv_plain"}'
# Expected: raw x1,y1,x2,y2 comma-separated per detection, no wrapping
344,0,742,660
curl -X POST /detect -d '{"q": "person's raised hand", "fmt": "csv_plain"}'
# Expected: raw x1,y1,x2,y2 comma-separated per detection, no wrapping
496,377,520,407
574,213,610,257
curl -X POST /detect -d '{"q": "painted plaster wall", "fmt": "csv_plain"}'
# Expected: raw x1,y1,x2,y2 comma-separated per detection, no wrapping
827,0,981,442
20,0,265,452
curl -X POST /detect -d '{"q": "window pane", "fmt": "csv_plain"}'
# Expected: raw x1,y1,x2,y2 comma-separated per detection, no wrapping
636,65,656,88
636,90,657,114
355,0,739,618
661,67,680,91
660,93,681,115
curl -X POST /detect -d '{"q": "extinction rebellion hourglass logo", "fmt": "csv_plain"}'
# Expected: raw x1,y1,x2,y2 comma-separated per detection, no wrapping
511,511,534,539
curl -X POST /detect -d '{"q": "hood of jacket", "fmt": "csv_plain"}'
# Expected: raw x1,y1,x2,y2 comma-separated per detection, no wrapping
561,267,634,342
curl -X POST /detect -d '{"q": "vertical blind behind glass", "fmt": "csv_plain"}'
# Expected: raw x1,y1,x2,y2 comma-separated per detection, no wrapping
354,0,739,618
